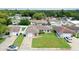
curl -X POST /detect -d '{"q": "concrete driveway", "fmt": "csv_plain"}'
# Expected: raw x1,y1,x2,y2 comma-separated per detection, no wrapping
19,34,32,51
69,37,79,51
0,36,17,51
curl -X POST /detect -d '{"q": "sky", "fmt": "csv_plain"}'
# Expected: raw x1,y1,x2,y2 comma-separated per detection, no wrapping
0,8,79,10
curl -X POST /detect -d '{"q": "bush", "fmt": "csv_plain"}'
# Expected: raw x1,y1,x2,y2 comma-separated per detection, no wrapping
39,30,45,34
5,32,10,35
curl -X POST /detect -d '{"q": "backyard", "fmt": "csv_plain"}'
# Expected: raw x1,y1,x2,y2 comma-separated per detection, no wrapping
32,32,70,48
13,34,24,47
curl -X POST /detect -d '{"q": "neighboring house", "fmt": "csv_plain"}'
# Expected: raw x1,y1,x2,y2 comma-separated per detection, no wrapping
48,17,62,26
55,26,75,38
64,25,79,38
9,26,20,36
30,20,48,25
60,17,71,25
9,25,28,36
64,25,79,33
26,25,52,37
69,20,79,27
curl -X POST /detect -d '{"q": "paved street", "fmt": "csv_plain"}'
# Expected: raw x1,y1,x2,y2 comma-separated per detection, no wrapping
0,36,17,51
69,37,79,51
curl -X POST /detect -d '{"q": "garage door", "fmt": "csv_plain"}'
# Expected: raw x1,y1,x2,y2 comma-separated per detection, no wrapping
10,32,18,36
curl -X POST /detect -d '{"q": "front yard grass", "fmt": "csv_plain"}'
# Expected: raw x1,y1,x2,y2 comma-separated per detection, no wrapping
13,34,24,47
0,38,5,44
32,33,70,48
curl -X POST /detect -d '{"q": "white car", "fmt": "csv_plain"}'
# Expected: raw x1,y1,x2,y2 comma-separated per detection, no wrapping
64,37,72,43
7,45,18,51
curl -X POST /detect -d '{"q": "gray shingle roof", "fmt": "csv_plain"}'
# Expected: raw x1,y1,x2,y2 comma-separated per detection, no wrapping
26,25,52,34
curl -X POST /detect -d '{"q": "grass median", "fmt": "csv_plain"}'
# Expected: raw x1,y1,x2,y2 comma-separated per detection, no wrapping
0,38,5,44
13,34,24,48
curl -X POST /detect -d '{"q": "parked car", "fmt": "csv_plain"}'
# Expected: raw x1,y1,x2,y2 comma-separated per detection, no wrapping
64,37,72,43
23,34,26,37
7,45,18,51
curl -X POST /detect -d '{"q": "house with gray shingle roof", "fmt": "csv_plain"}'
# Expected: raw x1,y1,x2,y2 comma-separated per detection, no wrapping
55,26,75,38
9,26,20,36
26,25,52,37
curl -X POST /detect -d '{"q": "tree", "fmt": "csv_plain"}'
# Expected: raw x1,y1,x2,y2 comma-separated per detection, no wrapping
6,18,12,25
0,24,8,37
0,18,12,25
19,19,30,25
33,12,46,20
0,12,8,18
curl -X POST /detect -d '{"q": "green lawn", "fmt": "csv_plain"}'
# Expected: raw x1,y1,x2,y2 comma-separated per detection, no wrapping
0,38,5,43
32,33,70,48
13,34,24,47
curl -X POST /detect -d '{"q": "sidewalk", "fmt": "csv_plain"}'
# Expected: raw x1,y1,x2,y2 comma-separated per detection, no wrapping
69,37,79,51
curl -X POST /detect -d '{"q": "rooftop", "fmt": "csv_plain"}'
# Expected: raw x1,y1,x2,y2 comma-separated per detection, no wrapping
70,20,79,24
30,20,48,24
26,25,52,33
55,26,75,33
9,27,20,32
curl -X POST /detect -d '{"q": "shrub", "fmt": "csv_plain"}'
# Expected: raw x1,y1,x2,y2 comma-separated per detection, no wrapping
39,30,45,34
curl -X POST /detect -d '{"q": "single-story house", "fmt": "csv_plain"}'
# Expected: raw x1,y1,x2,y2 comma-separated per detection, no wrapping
26,25,52,37
64,25,79,34
63,25,79,38
9,25,28,36
69,20,79,27
60,17,72,25
48,17,62,26
9,26,20,36
55,26,75,38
